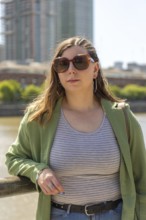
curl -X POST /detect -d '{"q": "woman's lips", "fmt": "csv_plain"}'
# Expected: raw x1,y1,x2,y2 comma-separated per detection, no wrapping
67,79,80,83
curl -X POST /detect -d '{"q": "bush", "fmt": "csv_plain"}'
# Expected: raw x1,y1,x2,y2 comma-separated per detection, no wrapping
110,85,122,97
0,80,22,102
121,84,146,100
110,84,146,101
22,84,42,102
1,79,146,103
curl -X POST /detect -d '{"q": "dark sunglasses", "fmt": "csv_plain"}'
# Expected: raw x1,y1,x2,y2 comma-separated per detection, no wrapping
53,54,95,73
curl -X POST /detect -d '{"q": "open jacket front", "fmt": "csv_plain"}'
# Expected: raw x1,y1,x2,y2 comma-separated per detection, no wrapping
5,98,146,220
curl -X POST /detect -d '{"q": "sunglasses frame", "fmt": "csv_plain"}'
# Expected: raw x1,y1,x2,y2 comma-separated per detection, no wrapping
53,54,94,73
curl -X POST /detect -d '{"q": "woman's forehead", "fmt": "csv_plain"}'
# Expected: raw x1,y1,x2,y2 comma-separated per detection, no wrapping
61,46,88,57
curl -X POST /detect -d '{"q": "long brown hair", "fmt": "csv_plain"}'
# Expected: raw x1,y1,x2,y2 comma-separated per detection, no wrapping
27,36,122,124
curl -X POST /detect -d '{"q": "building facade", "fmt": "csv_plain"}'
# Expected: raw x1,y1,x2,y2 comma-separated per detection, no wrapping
55,0,93,43
0,44,5,61
0,0,93,64
127,62,146,72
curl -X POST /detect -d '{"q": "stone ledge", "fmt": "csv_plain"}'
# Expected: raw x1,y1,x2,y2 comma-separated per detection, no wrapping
0,103,26,116
129,101,146,113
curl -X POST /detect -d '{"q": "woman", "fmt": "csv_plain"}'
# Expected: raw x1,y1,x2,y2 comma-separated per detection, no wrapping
6,36,146,220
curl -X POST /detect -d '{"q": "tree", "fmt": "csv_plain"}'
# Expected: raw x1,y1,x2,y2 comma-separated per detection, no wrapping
0,80,22,102
22,84,42,102
121,84,146,100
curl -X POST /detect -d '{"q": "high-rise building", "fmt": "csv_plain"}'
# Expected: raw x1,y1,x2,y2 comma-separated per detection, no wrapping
0,0,93,64
55,0,93,43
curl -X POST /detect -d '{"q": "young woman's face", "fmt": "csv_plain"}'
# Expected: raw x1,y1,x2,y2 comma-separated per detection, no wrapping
56,46,99,94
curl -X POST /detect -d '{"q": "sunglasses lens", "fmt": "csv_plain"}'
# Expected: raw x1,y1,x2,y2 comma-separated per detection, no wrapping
53,54,91,73
53,58,69,72
73,55,89,70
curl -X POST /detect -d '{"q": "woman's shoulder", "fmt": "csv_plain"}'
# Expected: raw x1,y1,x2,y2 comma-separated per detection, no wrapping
114,100,142,130
101,98,130,111
20,106,40,129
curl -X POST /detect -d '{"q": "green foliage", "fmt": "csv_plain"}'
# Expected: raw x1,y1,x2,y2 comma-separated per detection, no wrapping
22,84,42,102
0,80,22,102
110,85,122,97
0,79,146,103
110,84,146,100
121,84,146,100
40,82,45,91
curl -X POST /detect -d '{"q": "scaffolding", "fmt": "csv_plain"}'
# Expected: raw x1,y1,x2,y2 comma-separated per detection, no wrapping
0,0,93,63
0,0,32,62
0,0,56,63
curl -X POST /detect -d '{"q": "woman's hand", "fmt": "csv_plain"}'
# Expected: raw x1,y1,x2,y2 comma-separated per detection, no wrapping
37,168,64,195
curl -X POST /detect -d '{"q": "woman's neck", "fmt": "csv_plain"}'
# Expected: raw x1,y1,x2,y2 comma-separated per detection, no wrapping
63,92,99,112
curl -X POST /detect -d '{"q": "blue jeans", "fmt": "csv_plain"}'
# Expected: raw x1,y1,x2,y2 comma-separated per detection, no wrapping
51,202,122,220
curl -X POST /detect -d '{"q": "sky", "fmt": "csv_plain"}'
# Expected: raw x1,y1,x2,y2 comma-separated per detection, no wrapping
93,0,146,68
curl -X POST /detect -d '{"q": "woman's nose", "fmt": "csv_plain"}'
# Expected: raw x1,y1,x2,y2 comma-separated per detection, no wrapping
68,61,76,73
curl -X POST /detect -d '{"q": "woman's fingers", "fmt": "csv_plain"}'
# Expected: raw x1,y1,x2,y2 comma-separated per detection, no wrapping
51,175,64,193
42,182,59,195
37,168,64,195
47,182,54,190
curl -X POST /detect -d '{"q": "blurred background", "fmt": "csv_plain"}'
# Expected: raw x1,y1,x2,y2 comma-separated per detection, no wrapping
0,0,146,219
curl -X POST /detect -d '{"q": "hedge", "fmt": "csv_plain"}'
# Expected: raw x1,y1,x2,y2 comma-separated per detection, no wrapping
110,84,146,101
0,80,146,103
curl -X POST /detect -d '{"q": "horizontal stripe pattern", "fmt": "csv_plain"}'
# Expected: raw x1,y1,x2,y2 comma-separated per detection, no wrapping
50,110,121,205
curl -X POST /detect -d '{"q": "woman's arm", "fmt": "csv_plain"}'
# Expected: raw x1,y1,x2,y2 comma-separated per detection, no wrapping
5,113,49,189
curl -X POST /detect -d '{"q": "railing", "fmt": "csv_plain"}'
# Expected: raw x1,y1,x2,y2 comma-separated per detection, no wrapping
0,176,36,198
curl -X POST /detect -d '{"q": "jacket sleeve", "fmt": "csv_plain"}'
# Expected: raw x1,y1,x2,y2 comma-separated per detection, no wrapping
127,106,146,219
5,112,49,190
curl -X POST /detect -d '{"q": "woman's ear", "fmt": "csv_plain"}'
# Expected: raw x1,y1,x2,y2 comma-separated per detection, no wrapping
93,62,99,78
94,62,99,72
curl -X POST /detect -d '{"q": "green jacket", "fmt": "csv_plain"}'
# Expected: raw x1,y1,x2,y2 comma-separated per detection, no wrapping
5,99,146,220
